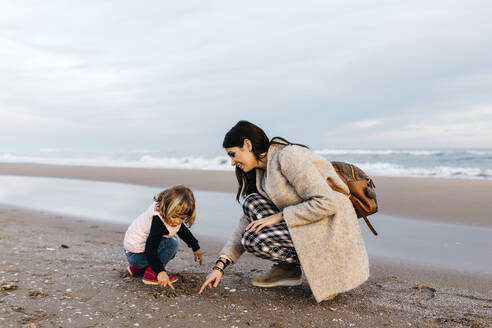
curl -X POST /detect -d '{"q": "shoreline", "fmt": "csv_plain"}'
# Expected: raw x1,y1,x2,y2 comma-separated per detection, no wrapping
1,162,492,228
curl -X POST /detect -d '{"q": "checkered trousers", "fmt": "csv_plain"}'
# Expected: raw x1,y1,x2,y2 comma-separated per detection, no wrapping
240,193,299,263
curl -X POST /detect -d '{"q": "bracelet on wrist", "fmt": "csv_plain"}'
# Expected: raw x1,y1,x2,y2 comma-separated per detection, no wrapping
212,265,224,275
215,259,227,268
218,257,231,265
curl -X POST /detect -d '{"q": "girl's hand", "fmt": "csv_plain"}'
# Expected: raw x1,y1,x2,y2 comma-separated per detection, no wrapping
157,271,175,290
194,249,203,266
198,269,223,294
246,212,283,233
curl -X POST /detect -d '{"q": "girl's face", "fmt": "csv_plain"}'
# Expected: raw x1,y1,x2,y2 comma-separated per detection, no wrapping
166,216,184,227
225,140,258,173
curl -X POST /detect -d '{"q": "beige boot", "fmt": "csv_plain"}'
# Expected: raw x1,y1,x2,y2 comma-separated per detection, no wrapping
251,262,302,287
324,293,338,301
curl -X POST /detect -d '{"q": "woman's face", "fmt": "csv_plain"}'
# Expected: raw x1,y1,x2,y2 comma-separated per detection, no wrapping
225,140,257,173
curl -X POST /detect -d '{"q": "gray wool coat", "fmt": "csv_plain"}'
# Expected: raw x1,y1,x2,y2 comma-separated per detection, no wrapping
220,141,370,302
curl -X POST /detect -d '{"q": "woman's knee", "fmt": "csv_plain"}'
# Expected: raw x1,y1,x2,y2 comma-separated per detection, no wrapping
242,193,261,217
242,193,279,221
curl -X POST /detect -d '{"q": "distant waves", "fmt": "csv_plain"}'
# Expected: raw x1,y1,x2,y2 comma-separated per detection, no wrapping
0,152,230,171
1,148,491,180
355,162,492,180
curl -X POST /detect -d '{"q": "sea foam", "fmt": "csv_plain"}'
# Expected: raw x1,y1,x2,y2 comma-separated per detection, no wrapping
1,148,491,180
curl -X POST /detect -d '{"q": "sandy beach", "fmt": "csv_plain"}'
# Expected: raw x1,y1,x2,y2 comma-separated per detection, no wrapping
1,164,491,327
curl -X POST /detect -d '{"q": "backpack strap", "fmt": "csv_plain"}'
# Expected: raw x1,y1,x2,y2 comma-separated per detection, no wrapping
350,165,356,180
351,200,378,236
330,185,350,196
329,185,379,236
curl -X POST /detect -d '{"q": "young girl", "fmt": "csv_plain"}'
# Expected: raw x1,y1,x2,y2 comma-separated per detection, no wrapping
124,185,203,289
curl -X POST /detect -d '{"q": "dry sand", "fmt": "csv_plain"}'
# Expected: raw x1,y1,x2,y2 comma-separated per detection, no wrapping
0,163,491,327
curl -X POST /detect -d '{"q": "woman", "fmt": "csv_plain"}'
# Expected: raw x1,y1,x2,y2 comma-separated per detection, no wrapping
198,121,369,302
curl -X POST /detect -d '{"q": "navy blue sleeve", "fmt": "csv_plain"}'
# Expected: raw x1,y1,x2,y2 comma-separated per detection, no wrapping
144,216,168,274
177,224,200,251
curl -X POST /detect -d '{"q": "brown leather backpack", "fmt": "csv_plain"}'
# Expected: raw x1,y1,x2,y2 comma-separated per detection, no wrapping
329,161,379,236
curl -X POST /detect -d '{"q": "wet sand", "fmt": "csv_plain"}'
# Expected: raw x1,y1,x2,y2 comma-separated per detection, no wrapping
1,163,491,327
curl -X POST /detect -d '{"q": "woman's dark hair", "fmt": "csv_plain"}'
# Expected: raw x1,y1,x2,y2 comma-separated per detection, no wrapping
223,120,308,201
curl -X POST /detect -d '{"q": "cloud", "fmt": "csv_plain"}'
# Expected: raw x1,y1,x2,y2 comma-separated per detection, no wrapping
391,122,490,139
367,105,492,147
437,105,492,120
0,106,79,131
0,1,492,151
348,119,384,129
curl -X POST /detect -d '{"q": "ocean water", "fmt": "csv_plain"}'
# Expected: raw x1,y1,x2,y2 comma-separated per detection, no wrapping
1,148,491,180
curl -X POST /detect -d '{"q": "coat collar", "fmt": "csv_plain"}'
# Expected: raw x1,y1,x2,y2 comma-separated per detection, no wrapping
254,138,288,199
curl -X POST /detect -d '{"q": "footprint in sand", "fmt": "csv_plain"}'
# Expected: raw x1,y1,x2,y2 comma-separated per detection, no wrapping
1,283,18,291
28,290,48,298
411,284,436,299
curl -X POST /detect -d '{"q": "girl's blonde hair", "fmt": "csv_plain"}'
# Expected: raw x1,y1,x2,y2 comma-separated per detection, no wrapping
153,185,196,227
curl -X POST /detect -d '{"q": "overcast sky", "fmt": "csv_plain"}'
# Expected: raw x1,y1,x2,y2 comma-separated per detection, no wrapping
1,0,491,155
